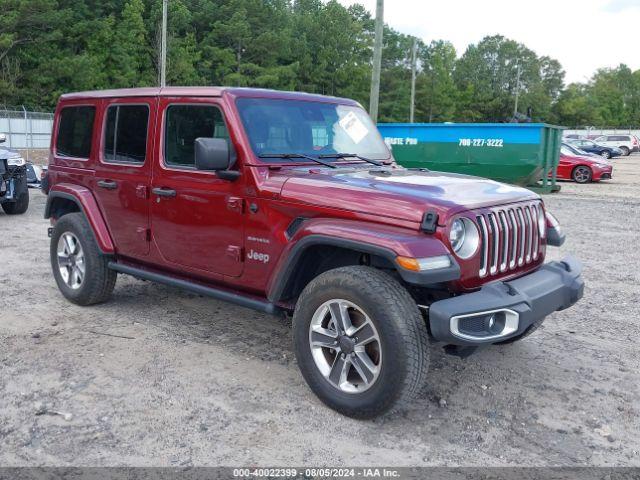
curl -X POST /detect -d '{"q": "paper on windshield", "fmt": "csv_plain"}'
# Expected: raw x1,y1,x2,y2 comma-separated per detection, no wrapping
339,111,369,144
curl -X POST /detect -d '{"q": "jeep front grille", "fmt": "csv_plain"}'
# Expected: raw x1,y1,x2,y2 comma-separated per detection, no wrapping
477,203,542,278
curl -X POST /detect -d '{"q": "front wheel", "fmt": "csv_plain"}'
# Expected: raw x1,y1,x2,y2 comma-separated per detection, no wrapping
292,266,429,419
600,150,611,159
572,165,592,183
1,177,29,214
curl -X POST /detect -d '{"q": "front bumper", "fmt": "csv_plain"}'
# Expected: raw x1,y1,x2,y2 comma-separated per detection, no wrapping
428,256,584,346
593,165,613,181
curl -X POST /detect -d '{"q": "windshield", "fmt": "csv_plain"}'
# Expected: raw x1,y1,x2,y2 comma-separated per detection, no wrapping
236,98,391,161
563,143,581,155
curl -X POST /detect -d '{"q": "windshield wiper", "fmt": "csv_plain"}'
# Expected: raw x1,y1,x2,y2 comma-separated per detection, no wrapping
259,153,337,169
318,153,384,166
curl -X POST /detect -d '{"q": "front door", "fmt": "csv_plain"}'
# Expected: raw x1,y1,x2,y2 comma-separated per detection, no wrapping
93,99,155,258
150,99,244,277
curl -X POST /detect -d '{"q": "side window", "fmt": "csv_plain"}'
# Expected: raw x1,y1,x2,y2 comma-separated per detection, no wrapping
56,106,96,158
104,105,149,164
164,104,229,168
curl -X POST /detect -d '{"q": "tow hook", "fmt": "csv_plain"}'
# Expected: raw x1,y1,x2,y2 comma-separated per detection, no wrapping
443,345,479,358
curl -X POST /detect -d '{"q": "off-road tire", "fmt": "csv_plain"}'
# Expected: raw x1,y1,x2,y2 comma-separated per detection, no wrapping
50,212,117,305
1,177,29,214
292,266,429,419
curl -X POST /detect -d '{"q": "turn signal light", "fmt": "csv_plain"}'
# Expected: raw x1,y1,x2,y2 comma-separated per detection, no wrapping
396,255,452,272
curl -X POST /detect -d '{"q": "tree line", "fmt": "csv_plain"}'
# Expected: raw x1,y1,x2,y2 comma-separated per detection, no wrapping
1,0,639,127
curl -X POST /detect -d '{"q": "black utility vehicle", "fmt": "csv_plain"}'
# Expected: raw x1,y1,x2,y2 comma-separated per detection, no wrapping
0,134,30,215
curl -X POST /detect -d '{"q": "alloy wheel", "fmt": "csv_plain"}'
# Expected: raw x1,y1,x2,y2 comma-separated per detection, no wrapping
308,299,382,393
573,166,591,183
57,232,85,290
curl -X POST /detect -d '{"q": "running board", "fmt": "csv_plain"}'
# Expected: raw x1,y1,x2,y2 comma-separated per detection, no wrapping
108,262,279,315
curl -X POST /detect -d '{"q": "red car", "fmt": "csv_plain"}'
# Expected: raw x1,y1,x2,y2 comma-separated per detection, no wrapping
44,87,584,418
554,145,613,183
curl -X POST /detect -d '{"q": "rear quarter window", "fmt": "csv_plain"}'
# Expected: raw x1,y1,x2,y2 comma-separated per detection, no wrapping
56,106,96,159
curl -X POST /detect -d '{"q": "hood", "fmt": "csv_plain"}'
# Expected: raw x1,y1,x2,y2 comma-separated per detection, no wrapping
0,146,20,161
279,167,539,225
563,153,609,165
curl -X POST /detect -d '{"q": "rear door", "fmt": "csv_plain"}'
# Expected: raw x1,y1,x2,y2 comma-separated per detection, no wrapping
93,99,156,258
150,98,244,277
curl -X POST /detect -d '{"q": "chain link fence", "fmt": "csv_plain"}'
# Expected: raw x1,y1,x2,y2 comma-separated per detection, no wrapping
0,106,54,150
564,127,640,138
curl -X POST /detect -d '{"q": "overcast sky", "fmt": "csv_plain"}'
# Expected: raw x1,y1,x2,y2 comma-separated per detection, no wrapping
337,0,640,84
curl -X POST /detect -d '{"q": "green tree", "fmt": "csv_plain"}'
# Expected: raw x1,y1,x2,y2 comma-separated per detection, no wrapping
415,40,457,122
454,35,561,122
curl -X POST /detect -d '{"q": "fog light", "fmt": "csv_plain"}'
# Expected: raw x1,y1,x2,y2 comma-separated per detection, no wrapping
450,309,519,341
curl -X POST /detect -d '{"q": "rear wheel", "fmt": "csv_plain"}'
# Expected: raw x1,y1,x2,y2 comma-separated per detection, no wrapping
620,146,630,156
50,212,117,305
292,266,429,419
572,165,592,183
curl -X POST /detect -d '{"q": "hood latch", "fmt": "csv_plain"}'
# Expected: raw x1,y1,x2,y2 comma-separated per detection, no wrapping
421,210,439,234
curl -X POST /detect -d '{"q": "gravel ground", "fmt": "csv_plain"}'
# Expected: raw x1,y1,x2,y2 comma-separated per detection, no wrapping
1,155,639,467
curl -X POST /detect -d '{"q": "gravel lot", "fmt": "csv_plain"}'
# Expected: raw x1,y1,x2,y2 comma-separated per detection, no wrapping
1,155,639,467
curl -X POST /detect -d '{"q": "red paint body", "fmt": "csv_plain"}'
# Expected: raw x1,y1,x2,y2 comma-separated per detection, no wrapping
47,87,549,304
553,154,613,182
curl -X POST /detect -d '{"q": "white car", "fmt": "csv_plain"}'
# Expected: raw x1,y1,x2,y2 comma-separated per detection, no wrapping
594,135,638,156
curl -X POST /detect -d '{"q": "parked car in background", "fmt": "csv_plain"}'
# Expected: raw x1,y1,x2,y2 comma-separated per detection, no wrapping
0,133,30,214
594,135,638,156
562,142,600,158
553,145,613,183
26,163,44,188
563,134,583,140
567,139,622,159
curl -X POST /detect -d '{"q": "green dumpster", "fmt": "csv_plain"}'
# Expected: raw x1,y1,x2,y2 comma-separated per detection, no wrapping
377,123,563,193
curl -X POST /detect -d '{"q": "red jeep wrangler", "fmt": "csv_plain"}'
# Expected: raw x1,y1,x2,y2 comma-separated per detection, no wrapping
44,87,584,418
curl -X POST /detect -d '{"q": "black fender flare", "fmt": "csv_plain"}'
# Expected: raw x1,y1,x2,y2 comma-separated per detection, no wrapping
267,234,460,303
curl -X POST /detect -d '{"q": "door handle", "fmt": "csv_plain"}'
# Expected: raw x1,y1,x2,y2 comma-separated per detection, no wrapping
97,180,118,190
152,187,177,198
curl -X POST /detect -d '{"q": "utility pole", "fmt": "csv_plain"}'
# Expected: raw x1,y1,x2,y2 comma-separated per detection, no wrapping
160,0,168,88
409,38,417,123
369,0,384,123
513,61,521,118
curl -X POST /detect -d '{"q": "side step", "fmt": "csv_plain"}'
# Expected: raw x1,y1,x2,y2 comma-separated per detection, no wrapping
108,262,279,315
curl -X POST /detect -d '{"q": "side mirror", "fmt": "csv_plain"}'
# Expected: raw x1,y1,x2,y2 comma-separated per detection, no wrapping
0,133,6,143
194,137,240,181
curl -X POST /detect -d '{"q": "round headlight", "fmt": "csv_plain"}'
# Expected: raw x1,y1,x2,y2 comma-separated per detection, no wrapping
537,207,546,238
449,217,480,259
